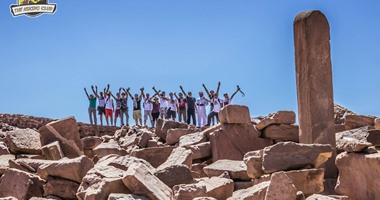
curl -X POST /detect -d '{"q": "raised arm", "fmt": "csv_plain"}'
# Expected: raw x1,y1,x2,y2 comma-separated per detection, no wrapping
216,82,221,95
119,87,122,95
152,86,160,96
110,91,117,99
202,84,211,97
151,90,161,99
91,85,99,98
140,88,144,100
231,87,240,100
84,88,90,99
174,92,179,99
179,86,188,98
105,84,110,94
126,88,133,99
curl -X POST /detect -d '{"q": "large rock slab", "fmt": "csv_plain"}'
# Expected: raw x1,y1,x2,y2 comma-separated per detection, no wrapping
336,137,372,153
203,159,249,180
37,155,94,183
0,155,15,175
265,172,297,200
284,168,325,196
262,142,332,174
6,128,42,154
41,141,64,160
262,124,299,142
155,164,194,188
130,146,175,168
244,150,265,178
256,111,296,130
173,184,207,200
0,142,10,155
228,181,269,200
0,168,45,200
336,126,380,146
166,128,197,145
38,117,83,158
294,10,337,178
185,142,211,160
156,119,188,142
210,124,273,162
122,163,173,200
43,177,79,200
344,114,375,130
219,105,251,124
157,147,193,170
108,193,148,200
197,177,234,200
9,158,54,173
93,139,128,158
179,132,208,147
81,136,102,150
335,152,380,200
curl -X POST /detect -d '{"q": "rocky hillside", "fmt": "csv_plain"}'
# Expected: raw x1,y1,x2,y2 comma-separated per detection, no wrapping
0,104,379,200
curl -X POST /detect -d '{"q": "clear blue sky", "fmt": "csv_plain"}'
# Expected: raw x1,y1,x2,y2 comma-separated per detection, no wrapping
1,0,379,124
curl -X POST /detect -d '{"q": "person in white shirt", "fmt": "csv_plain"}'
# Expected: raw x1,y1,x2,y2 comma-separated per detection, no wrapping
141,89,160,127
196,92,209,127
206,93,223,126
153,87,169,119
223,87,241,107
91,84,109,126
167,92,179,121
104,92,114,126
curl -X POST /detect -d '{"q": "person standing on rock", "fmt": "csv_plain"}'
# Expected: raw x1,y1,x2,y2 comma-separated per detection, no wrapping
110,88,123,126
126,87,143,126
153,87,169,119
167,92,179,121
120,90,129,127
223,86,241,106
174,92,187,123
104,92,114,126
202,82,221,125
151,97,160,128
206,93,223,126
196,92,209,128
91,85,109,126
180,86,197,126
141,89,159,127
84,87,97,125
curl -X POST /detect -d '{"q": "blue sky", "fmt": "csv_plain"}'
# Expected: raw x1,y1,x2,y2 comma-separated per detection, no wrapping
1,0,379,125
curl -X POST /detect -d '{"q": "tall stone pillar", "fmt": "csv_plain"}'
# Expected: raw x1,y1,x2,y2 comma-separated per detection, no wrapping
294,10,337,178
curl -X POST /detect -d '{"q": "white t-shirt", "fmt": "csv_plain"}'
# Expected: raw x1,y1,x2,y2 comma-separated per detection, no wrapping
160,97,168,108
212,98,223,112
105,98,113,109
98,96,106,107
143,98,153,111
168,98,178,112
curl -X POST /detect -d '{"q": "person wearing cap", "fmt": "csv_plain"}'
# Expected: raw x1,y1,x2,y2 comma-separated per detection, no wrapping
196,91,209,128
167,92,178,121
180,86,197,125
84,87,97,125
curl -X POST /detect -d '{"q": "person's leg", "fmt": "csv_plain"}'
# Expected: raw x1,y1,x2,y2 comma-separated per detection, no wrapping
126,108,129,126
197,110,201,127
144,110,148,125
92,108,97,125
138,110,142,126
120,110,125,126
201,108,207,127
105,110,109,126
178,110,182,122
207,112,212,126
183,109,187,123
149,111,153,127
215,112,219,123
110,112,114,126
187,109,191,124
88,108,93,125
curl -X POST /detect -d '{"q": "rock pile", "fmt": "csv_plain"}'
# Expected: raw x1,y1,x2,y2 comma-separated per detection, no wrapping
1,103,379,200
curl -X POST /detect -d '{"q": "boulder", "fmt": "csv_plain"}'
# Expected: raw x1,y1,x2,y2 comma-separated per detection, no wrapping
43,177,79,199
155,164,194,188
191,163,208,178
166,128,197,145
203,159,249,180
0,168,45,200
107,193,148,200
375,118,380,129
335,152,380,200
93,140,128,158
336,137,372,152
9,158,54,173
196,177,234,200
218,105,251,124
0,142,10,155
37,155,94,183
41,141,64,160
244,150,265,178
173,184,207,200
179,132,208,147
336,126,380,147
119,134,138,149
130,146,175,168
0,155,15,175
262,124,299,142
262,142,332,174
344,114,375,129
6,128,42,154
210,124,273,162
122,163,173,200
305,194,336,200
284,168,325,195
296,191,305,200
185,142,211,160
157,147,193,170
234,181,254,191
264,171,297,200
39,117,83,158
156,120,188,141
228,181,269,200
81,136,102,150
256,111,296,130
136,130,151,148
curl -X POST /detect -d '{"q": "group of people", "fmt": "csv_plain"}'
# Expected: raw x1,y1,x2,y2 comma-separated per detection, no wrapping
84,82,243,128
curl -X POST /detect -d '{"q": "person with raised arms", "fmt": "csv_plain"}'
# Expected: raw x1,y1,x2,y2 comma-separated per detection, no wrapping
141,88,160,127
180,85,197,126
84,87,97,125
126,87,144,126
206,92,223,126
202,82,221,125
91,84,109,126
167,92,179,121
174,92,187,123
223,86,241,106
104,92,114,126
110,87,123,126
153,87,169,119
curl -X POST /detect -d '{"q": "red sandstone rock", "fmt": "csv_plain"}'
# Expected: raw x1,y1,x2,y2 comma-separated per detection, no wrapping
218,105,251,124
256,111,296,131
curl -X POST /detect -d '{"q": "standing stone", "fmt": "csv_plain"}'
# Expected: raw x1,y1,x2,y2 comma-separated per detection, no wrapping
294,10,337,178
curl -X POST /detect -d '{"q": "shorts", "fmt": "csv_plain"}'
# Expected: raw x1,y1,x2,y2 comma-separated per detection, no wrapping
167,110,176,119
105,109,113,117
133,110,142,120
97,106,105,115
115,109,120,118
152,112,159,121
144,110,153,121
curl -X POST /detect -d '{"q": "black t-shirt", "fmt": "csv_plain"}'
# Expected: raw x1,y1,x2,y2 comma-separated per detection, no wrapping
186,96,196,109
133,99,142,111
